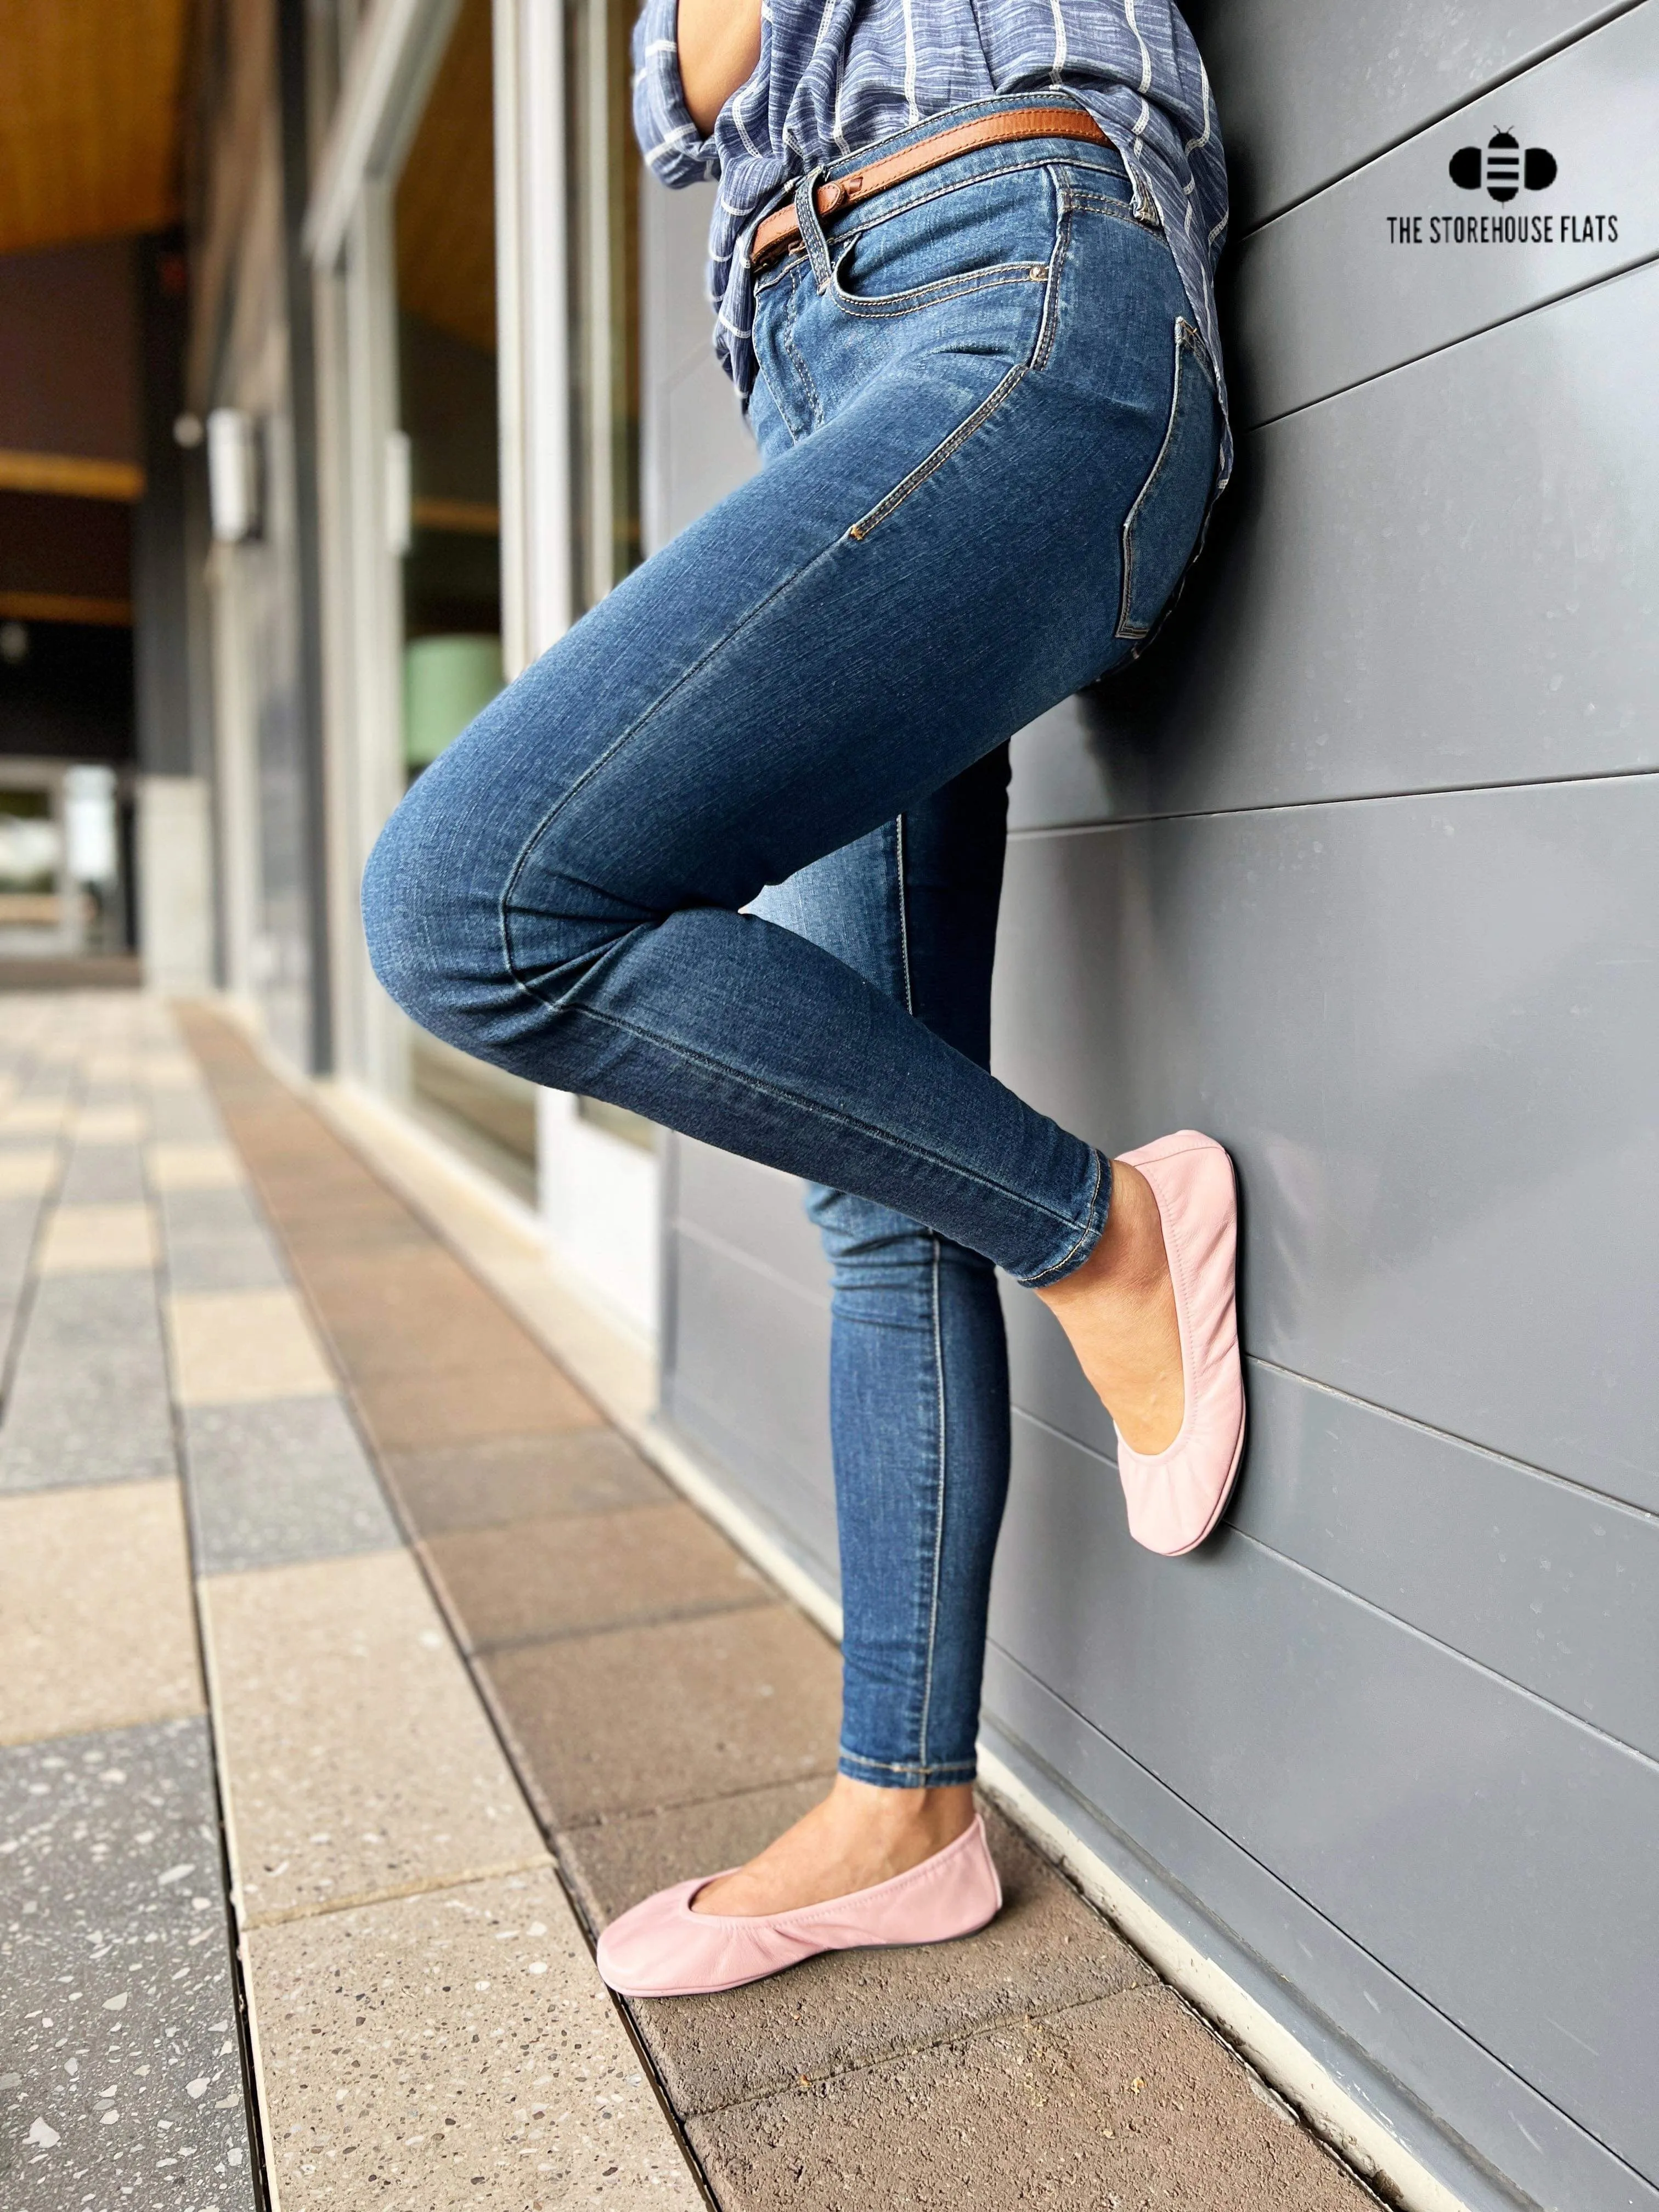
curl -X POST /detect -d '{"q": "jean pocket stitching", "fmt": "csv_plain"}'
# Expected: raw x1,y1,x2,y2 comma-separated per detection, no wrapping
1115,318,1212,640
830,261,1048,320
1058,185,1139,225
832,147,1093,253
845,359,1028,541
780,269,825,430
1031,194,1070,373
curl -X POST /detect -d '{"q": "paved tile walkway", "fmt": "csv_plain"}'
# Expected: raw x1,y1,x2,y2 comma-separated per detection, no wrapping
3,990,1383,2211
1,994,692,2209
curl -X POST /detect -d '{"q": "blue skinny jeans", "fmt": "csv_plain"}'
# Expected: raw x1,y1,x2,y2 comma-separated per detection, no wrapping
364,98,1220,1789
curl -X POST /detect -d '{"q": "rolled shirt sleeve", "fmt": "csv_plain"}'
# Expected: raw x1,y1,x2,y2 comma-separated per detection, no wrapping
632,0,720,185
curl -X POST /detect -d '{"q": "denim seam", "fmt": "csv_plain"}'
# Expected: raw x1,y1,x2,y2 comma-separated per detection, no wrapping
845,360,1026,541
830,262,1047,322
1116,316,1207,640
495,522,858,942
893,802,950,1778
1031,177,1070,374
892,816,914,1014
1012,1144,1106,1288
498,991,1095,1245
780,266,824,430
754,268,806,444
1061,187,1142,225
915,1230,949,1771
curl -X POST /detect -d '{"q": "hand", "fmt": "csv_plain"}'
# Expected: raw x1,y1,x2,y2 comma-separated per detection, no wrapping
677,0,762,134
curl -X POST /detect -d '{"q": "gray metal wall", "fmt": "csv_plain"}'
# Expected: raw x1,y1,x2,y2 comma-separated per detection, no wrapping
645,12,1659,2209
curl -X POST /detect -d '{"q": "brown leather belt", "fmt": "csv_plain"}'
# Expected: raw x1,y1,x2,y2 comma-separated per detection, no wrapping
748,105,1112,274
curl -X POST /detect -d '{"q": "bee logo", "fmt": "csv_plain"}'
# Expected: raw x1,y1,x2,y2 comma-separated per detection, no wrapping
1449,129,1558,202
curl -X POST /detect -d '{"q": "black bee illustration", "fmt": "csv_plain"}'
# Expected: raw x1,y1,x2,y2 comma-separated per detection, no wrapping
1449,129,1558,202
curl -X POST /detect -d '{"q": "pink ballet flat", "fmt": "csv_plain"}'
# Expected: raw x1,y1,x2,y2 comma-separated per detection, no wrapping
1114,1131,1246,1556
595,1813,1003,1997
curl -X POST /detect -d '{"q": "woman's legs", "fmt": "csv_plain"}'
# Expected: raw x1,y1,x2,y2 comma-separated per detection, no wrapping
695,757,1012,1911
364,150,1221,1914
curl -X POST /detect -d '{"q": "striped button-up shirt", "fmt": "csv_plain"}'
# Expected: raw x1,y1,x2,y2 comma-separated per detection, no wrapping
633,0,1231,482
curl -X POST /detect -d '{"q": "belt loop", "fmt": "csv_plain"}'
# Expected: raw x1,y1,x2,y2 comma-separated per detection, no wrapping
793,166,834,294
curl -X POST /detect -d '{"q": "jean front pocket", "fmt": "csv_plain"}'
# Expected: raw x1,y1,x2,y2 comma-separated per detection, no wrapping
828,165,1058,322
1116,320,1220,640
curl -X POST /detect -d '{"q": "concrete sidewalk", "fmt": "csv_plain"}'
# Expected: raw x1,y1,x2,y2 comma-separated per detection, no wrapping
2,990,1380,2211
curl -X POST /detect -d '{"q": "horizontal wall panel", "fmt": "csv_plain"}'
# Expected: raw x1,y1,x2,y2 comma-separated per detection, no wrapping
671,1135,828,1298
981,1664,1659,2212
1187,0,1633,225
664,1227,838,1583
992,776,1659,1506
1009,259,1659,830
1231,7,1659,424
1002,1275,1659,1760
988,1413,1659,2184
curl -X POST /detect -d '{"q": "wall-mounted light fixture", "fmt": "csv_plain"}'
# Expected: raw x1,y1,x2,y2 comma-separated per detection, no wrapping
206,408,263,542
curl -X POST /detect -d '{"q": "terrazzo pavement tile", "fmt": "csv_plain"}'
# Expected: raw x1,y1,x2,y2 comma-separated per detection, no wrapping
146,1141,244,1191
144,1086,223,1142
163,1227,289,1295
199,1546,548,1923
351,1357,602,1452
0,1273,177,1491
142,1053,205,1092
35,1202,157,1274
483,1605,842,1827
157,1183,271,1244
245,1865,698,2207
58,1139,146,1204
157,1184,290,1294
424,1500,771,1653
72,1103,146,1142
0,1192,41,1328
0,1482,204,1746
183,1396,400,1575
0,1147,59,1196
591,1803,1151,2115
1,1102,71,1139
0,1718,257,2209
382,1430,672,1536
687,1989,1375,2212
167,1286,336,1406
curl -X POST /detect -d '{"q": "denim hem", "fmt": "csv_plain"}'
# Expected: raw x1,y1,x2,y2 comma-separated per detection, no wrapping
1012,1146,1111,1290
838,1747,979,1788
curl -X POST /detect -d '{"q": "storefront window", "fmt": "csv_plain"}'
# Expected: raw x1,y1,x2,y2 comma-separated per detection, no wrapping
566,0,643,616
568,0,652,1148
392,0,538,1200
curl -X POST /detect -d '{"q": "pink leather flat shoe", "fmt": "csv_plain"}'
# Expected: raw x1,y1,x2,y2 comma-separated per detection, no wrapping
595,1813,1002,1997
1114,1131,1245,1556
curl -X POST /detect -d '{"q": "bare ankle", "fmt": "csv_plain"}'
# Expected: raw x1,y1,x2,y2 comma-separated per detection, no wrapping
1032,1156,1184,1454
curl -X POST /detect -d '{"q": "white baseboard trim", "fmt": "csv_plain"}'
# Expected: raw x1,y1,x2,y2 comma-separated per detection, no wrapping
301,1059,1471,2212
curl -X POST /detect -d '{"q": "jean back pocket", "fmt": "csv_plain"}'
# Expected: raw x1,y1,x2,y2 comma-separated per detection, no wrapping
1116,320,1219,640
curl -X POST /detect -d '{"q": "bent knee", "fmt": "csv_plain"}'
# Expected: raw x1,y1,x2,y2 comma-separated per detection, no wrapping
360,777,498,1041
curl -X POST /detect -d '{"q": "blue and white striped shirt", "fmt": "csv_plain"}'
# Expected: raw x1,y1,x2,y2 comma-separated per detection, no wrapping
633,0,1231,482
